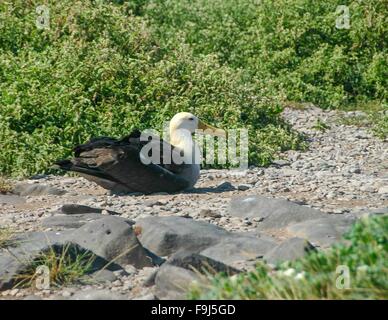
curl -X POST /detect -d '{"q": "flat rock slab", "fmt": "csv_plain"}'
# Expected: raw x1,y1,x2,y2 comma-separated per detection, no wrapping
229,195,327,229
200,235,277,269
263,237,316,265
13,183,66,196
0,194,26,205
72,216,155,268
155,264,203,300
61,204,120,215
136,216,278,269
286,216,356,248
41,213,107,229
136,216,231,256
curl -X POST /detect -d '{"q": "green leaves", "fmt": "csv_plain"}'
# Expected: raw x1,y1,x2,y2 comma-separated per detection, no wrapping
0,0,302,177
5,0,385,177
143,0,387,109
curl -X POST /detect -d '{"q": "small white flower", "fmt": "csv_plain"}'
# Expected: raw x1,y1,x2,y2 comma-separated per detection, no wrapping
295,272,306,280
357,265,369,273
283,268,296,277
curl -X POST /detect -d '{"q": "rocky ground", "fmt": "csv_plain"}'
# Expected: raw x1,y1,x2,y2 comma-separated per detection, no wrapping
0,106,387,300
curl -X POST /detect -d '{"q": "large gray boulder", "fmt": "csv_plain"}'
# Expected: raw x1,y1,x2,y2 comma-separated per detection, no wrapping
155,264,202,300
135,216,231,256
72,216,156,268
229,195,327,229
286,216,356,248
136,216,278,269
263,237,316,265
200,235,277,269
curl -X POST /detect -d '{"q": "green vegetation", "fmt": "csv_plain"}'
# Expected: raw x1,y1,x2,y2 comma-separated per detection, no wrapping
372,115,388,139
0,0,386,177
13,244,97,288
0,177,13,193
189,215,388,300
312,118,331,132
0,0,303,177
338,111,388,139
142,0,387,109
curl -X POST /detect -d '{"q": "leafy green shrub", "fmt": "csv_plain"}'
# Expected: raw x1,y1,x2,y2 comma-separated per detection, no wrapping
371,113,388,139
0,0,303,177
0,176,13,193
142,0,387,109
189,215,388,300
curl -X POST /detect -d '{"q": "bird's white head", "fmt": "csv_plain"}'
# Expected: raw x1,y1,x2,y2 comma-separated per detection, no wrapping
168,112,226,173
169,112,225,139
169,112,199,135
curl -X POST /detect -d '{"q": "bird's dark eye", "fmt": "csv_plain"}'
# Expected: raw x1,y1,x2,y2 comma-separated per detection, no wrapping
188,117,194,121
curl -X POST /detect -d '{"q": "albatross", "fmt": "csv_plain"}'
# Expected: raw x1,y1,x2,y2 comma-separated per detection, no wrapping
55,112,225,194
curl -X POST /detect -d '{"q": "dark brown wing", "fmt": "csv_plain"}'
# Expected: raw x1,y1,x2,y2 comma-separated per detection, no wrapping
121,130,189,175
54,130,191,194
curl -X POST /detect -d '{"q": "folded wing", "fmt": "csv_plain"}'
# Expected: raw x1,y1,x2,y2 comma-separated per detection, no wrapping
54,130,191,194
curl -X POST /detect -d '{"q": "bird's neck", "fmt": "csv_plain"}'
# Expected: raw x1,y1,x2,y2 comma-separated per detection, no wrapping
170,129,200,165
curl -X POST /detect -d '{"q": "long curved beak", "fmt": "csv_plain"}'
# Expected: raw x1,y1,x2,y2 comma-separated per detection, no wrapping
198,120,226,138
